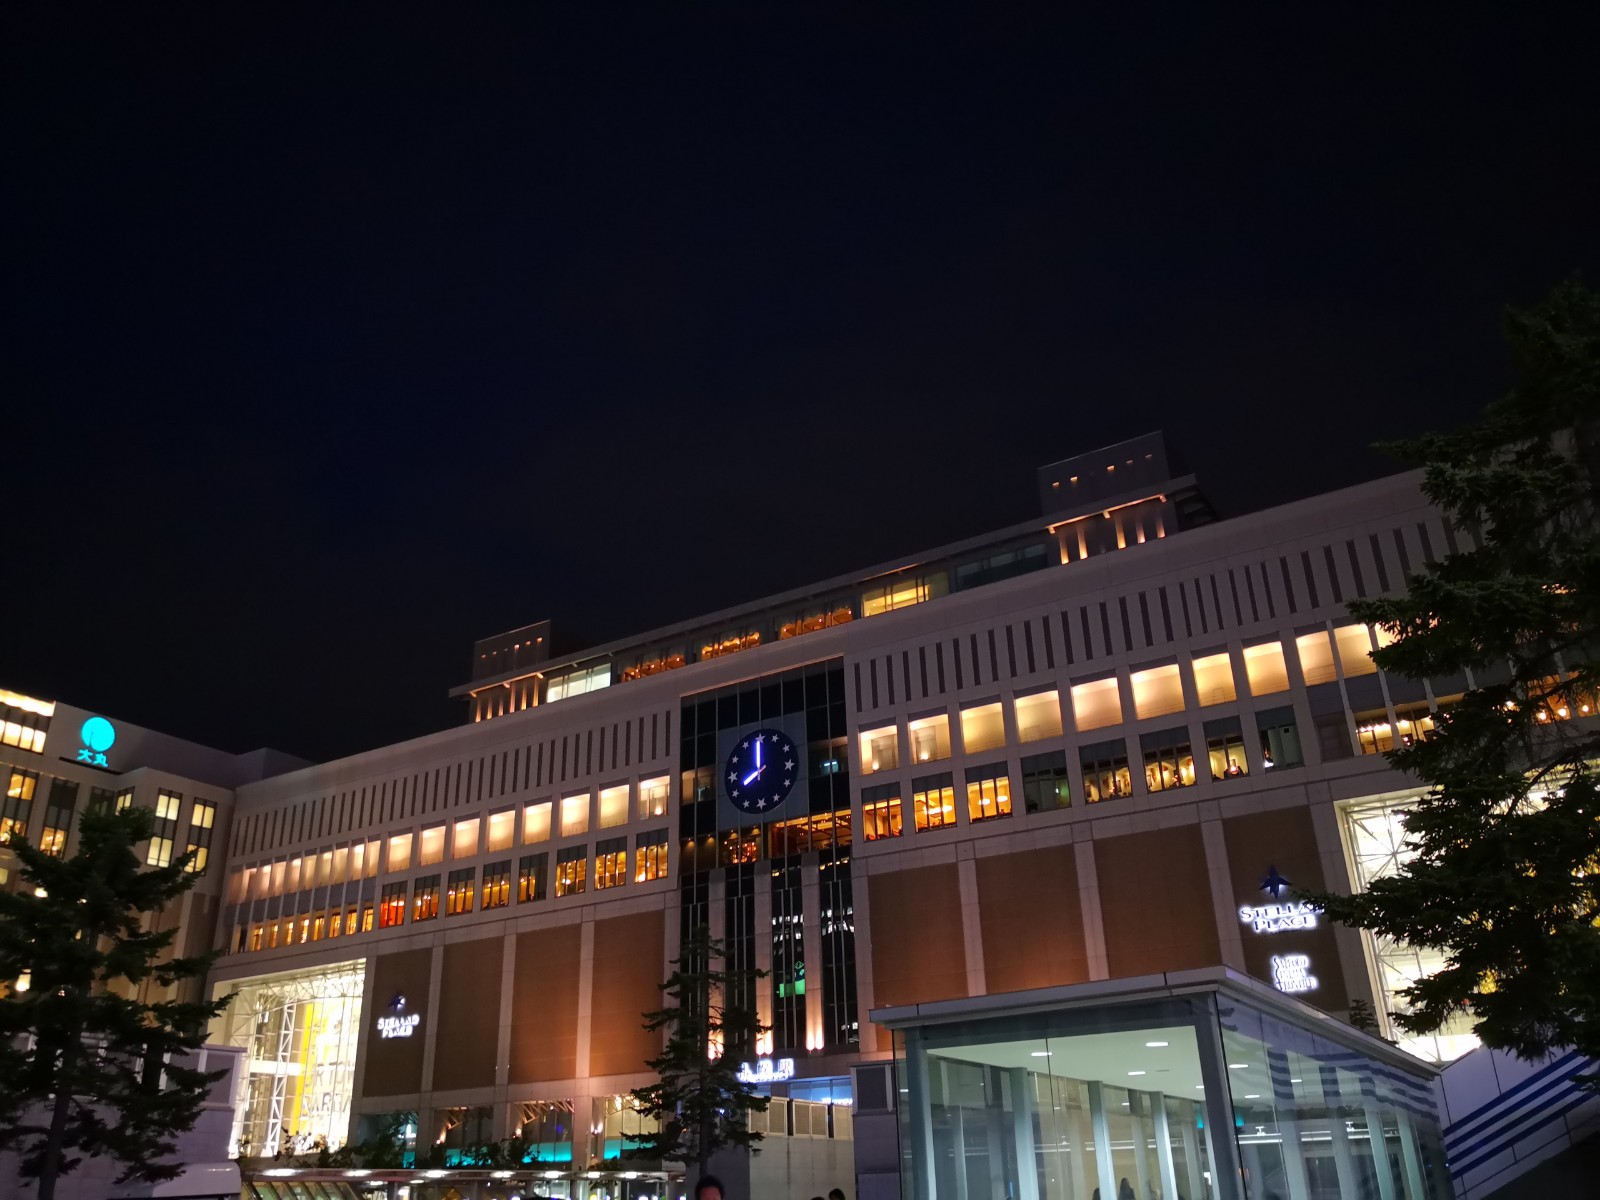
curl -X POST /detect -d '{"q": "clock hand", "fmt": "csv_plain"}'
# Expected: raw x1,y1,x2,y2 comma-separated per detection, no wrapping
755,738,763,769
742,766,761,786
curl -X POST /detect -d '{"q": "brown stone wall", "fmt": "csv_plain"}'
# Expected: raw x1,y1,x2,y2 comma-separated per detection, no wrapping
1223,805,1349,1013
508,923,583,1083
976,845,1088,993
363,947,433,1097
868,863,967,1006
1095,824,1220,977
431,937,504,1092
589,909,666,1077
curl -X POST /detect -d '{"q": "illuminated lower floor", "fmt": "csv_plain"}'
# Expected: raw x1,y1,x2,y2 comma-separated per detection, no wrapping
875,968,1451,1200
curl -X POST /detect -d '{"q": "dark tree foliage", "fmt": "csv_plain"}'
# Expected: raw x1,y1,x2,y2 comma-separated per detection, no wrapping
1309,279,1600,1074
0,806,232,1199
628,926,769,1176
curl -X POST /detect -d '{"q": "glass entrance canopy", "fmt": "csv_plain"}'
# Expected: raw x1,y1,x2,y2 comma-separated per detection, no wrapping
877,968,1450,1200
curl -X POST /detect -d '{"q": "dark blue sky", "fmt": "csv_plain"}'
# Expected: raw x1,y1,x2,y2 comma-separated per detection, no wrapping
6,7,1598,761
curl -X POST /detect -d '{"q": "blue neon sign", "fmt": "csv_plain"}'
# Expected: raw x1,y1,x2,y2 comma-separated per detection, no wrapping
77,716,116,768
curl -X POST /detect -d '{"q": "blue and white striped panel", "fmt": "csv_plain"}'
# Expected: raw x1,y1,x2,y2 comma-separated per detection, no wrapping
1444,1050,1595,1180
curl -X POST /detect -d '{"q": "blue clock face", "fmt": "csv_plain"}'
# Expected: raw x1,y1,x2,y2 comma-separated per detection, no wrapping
725,728,801,816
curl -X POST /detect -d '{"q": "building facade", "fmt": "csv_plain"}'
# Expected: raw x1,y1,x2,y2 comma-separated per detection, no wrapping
18,433,1499,1196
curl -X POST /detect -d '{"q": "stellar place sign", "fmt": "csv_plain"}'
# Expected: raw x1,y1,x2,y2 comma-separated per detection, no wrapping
738,1057,796,1085
1237,900,1320,934
377,1013,420,1039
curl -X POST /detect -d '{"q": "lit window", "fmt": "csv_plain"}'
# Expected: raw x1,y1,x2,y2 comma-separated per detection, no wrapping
147,836,175,869
861,783,903,840
522,801,552,844
635,829,670,882
1080,739,1131,802
861,572,948,618
1020,750,1071,812
114,787,134,813
858,725,899,774
1071,677,1123,732
1333,625,1378,678
959,703,1006,755
598,785,629,829
1130,664,1184,721
39,777,78,858
555,847,587,897
486,808,515,852
482,860,512,908
0,768,38,844
1141,727,1196,792
379,882,407,927
1257,706,1304,769
1354,709,1394,756
1394,702,1436,747
560,793,590,837
1192,652,1237,706
907,713,951,763
386,832,413,872
446,867,476,915
1204,717,1249,780
964,763,1013,822
452,817,480,859
185,799,217,873
1014,691,1063,742
545,662,612,702
412,875,440,921
1296,631,1337,686
638,776,669,819
148,790,183,868
595,837,627,889
911,773,956,832
518,853,548,902
419,825,446,866
1243,641,1290,695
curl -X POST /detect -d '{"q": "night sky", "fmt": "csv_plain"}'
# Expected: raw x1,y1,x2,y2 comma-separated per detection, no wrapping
6,8,1599,763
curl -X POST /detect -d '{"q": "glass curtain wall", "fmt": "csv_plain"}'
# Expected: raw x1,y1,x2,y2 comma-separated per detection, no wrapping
893,990,1448,1200
210,960,367,1156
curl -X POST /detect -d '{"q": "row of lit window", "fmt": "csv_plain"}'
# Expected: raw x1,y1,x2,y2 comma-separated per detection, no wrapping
0,771,212,871
856,625,1389,774
230,776,671,902
229,832,672,952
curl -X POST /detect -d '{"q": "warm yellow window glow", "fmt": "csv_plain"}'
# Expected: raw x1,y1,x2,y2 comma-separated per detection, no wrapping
419,825,446,866
862,798,903,840
1130,664,1184,721
386,833,413,873
959,703,1005,754
1244,641,1290,694
858,726,899,774
1296,631,1337,685
487,809,515,852
1072,678,1123,732
1192,653,1237,706
0,689,55,717
522,801,552,844
912,781,957,831
638,776,669,819
560,793,590,837
1014,691,1063,742
965,773,1012,822
599,785,629,829
452,817,480,859
1334,625,1378,677
907,713,951,763
862,573,946,617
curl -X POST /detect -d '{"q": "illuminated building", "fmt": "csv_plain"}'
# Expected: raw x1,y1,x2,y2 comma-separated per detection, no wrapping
100,431,1497,1195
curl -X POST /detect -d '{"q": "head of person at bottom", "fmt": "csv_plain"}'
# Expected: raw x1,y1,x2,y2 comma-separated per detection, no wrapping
694,1176,725,1200
829,1189,848,1200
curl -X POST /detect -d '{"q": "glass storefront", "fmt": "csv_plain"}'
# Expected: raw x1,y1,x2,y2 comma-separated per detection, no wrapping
1340,795,1479,1062
211,959,367,1156
889,974,1450,1200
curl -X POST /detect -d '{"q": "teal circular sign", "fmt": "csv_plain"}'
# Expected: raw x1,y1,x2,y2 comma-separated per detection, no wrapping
81,716,116,754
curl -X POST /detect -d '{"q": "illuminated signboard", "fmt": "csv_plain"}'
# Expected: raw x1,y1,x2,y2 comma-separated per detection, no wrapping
77,717,116,768
1270,954,1319,995
1240,864,1320,933
377,994,421,1039
1238,901,1319,934
737,1057,796,1085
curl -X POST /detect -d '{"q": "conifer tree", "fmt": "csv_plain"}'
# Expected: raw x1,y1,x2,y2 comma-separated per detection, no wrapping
1309,279,1600,1073
628,926,769,1176
0,805,232,1198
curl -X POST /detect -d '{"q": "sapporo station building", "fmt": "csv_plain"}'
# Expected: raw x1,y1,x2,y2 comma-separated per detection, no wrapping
4,432,1492,1200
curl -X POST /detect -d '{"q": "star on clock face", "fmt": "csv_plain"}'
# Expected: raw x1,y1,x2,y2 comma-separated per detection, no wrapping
725,728,801,816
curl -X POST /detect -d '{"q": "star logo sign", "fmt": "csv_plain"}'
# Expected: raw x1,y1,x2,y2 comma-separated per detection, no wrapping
1259,865,1292,900
389,994,408,1013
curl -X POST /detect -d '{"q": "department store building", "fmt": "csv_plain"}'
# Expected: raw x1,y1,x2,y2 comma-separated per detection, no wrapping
19,432,1489,1199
